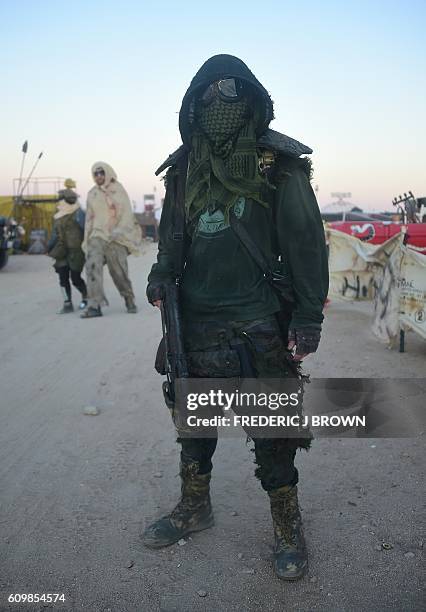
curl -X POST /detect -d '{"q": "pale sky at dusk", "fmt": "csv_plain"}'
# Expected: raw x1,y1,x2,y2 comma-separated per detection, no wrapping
1,0,425,211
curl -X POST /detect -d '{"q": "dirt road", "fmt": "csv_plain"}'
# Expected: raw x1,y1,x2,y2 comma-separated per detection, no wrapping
0,247,424,611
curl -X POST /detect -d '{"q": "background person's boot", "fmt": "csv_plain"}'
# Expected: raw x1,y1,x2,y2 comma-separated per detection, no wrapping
80,306,102,318
58,287,73,314
58,301,74,314
79,294,88,310
268,485,308,580
125,296,138,313
142,463,213,549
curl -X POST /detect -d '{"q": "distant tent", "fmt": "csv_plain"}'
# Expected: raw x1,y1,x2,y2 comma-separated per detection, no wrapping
321,199,357,214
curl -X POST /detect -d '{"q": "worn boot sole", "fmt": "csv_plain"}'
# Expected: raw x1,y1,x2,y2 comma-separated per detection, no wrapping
142,513,214,549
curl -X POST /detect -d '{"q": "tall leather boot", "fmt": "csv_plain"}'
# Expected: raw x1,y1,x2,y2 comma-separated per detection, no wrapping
268,485,308,580
142,462,214,549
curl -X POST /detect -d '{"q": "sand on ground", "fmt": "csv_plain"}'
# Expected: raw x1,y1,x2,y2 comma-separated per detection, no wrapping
0,246,424,611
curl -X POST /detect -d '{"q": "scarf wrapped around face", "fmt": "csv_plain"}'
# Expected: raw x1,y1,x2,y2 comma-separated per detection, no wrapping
185,97,274,227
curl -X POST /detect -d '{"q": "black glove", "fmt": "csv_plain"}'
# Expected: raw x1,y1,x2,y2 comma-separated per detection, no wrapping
146,283,164,305
288,328,321,354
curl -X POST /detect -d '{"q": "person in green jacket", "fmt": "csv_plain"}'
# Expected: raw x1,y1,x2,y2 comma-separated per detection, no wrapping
144,55,329,581
48,184,87,314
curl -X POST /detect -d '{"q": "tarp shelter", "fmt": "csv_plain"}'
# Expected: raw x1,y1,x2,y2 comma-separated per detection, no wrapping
326,227,426,347
0,195,57,250
325,227,403,301
373,243,426,345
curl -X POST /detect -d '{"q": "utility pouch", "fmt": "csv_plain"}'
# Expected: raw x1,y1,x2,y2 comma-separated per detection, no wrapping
186,349,241,378
162,380,175,411
155,337,167,375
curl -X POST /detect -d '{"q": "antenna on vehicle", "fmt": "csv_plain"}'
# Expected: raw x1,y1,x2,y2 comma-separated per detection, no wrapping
19,151,44,198
16,140,28,196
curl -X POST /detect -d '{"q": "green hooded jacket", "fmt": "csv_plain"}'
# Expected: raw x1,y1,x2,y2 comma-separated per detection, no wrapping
48,206,85,272
148,55,328,330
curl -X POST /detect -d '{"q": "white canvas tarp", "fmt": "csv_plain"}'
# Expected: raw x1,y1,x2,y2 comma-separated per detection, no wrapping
398,247,426,340
326,227,426,345
326,228,403,301
373,243,426,344
371,242,405,343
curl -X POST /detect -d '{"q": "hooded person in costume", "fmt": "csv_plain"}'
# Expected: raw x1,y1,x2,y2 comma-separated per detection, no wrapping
145,55,329,581
47,179,87,314
81,162,142,317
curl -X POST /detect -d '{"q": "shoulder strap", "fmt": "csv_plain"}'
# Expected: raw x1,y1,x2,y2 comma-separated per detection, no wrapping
229,212,273,280
229,211,295,304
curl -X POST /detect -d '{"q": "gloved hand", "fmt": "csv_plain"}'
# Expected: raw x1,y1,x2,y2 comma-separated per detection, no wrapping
146,283,164,307
287,328,321,360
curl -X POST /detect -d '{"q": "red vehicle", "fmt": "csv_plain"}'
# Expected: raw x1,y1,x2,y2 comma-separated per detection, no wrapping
328,220,426,254
327,192,426,254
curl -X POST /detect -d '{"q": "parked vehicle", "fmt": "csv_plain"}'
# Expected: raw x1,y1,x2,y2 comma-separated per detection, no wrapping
328,220,426,254
0,217,24,270
327,193,426,254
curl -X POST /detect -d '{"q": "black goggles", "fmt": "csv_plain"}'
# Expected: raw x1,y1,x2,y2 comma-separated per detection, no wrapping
94,169,105,177
200,78,243,105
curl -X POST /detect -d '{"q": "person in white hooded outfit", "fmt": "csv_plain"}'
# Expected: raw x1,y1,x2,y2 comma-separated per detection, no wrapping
81,162,142,318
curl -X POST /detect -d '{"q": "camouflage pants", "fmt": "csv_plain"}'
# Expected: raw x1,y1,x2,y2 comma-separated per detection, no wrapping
85,237,135,308
179,316,309,492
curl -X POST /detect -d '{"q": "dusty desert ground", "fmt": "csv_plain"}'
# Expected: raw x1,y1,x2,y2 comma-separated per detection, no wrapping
0,245,424,612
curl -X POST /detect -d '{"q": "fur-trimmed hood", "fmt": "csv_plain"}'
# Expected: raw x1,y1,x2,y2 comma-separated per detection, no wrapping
91,161,117,187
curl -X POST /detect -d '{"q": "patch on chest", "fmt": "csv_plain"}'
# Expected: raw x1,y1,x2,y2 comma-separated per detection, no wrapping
197,196,246,235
